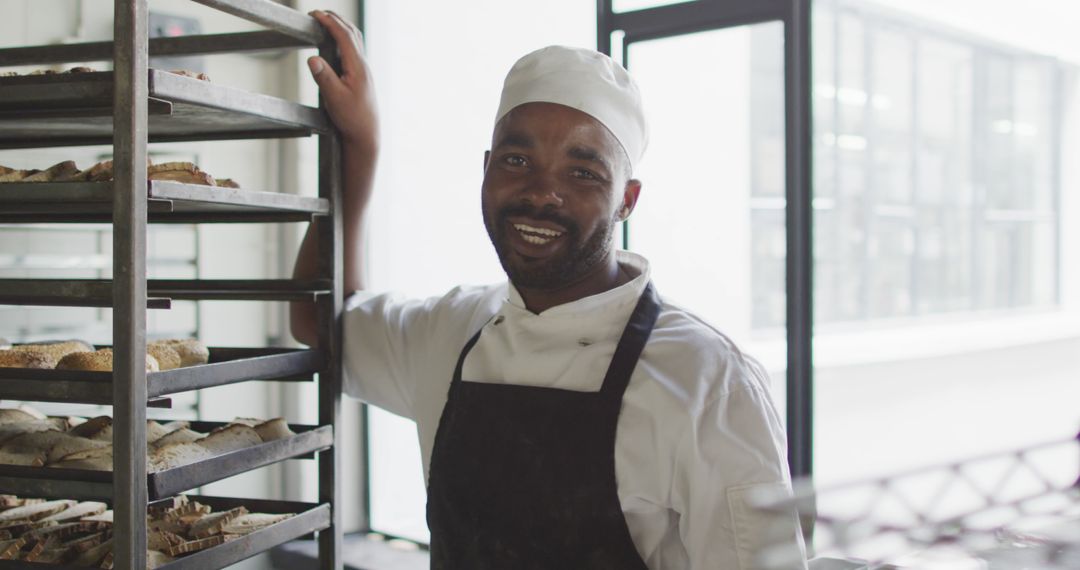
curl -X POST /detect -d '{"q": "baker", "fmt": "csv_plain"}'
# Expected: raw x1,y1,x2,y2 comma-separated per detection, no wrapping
292,10,807,570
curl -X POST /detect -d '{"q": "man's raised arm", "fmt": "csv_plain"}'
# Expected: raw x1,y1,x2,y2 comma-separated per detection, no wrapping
290,9,379,347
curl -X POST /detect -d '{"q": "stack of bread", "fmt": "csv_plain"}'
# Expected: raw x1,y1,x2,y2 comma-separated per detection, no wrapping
0,160,240,188
0,493,293,567
0,406,296,472
0,339,209,372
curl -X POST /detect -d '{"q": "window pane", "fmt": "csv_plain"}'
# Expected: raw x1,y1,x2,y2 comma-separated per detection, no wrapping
812,0,1079,561
626,22,788,415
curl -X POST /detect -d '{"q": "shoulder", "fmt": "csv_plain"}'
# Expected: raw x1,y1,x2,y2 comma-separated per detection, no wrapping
346,283,506,323
640,297,773,412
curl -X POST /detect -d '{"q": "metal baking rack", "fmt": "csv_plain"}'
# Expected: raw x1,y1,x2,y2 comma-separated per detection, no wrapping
0,1,345,568
752,432,1080,569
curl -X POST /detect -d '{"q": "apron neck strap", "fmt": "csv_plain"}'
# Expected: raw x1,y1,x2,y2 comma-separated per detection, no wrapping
599,281,660,399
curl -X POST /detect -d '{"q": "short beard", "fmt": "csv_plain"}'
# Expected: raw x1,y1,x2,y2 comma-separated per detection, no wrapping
484,203,618,291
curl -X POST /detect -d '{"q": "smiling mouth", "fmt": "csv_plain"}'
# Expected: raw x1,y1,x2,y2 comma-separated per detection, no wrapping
513,223,564,245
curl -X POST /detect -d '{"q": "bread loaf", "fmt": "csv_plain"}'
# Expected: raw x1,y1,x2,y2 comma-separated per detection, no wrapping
0,350,54,369
0,500,75,522
196,424,261,455
254,418,295,442
220,512,292,535
146,345,181,371
150,428,204,449
68,416,112,441
149,339,209,367
56,349,159,372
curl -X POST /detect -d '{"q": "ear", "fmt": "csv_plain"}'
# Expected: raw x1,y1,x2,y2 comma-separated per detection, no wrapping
617,179,642,221
483,150,491,172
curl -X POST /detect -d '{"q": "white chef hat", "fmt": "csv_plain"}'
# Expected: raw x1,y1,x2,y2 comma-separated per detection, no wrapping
494,45,648,173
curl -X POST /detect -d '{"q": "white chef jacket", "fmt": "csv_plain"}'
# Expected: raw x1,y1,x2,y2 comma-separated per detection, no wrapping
343,250,807,570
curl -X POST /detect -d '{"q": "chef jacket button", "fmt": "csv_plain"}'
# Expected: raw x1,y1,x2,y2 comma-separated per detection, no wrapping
493,315,505,326
578,338,592,347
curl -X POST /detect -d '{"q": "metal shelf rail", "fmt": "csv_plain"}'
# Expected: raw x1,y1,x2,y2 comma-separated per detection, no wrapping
0,0,344,568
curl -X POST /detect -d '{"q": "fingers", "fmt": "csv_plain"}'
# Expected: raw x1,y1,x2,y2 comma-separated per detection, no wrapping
309,10,365,79
307,55,344,97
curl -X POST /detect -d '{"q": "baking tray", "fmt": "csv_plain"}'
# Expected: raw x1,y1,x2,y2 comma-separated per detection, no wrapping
0,69,329,148
0,180,330,224
0,495,330,570
0,347,323,405
0,422,332,501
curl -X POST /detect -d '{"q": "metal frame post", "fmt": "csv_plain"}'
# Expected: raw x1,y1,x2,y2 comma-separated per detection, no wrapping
113,0,150,568
783,0,814,479
316,43,345,570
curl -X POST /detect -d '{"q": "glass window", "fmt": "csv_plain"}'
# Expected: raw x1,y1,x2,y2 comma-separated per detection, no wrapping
625,22,789,415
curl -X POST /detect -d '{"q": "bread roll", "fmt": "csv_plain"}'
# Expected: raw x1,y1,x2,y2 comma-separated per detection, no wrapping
56,349,159,372
0,350,54,369
149,339,209,367
11,340,94,367
196,424,261,455
254,418,295,442
146,345,181,371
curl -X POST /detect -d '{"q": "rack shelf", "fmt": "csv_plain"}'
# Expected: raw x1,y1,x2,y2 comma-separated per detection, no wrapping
0,279,331,306
0,181,330,224
0,422,331,501
0,347,322,405
0,70,330,149
0,496,331,570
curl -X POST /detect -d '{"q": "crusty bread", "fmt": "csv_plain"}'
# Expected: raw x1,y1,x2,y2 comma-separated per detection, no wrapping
148,442,212,472
163,535,224,557
0,500,75,522
56,349,159,372
188,506,247,539
0,170,34,183
196,424,262,455
148,162,216,186
147,529,185,551
68,416,111,440
215,178,240,188
70,537,111,566
0,409,42,425
40,502,106,523
44,433,109,464
0,420,61,446
12,340,94,366
149,339,209,367
220,512,291,535
146,345,181,371
0,537,24,559
253,418,295,442
0,350,55,369
151,428,204,449
49,454,113,472
19,161,78,183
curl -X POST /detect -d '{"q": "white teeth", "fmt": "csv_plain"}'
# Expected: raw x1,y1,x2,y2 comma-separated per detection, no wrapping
521,234,552,245
513,223,563,237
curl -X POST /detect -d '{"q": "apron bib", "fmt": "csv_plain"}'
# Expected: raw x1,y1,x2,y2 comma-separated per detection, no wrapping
426,282,661,569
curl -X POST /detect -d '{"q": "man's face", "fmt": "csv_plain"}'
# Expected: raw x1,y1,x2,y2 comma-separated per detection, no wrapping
481,102,637,291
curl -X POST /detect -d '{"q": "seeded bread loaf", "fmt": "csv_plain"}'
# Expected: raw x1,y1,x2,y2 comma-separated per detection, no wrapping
56,349,159,372
149,339,209,367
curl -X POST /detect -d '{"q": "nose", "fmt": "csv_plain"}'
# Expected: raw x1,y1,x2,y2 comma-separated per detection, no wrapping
519,171,564,209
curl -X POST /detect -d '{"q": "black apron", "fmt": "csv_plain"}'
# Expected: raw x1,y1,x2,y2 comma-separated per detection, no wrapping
426,282,661,570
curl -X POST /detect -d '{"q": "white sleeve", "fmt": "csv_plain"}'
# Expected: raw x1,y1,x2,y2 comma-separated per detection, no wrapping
675,370,808,569
341,291,443,420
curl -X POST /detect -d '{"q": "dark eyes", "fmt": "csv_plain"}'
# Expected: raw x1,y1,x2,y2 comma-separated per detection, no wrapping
570,168,598,181
498,155,603,182
502,154,528,167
